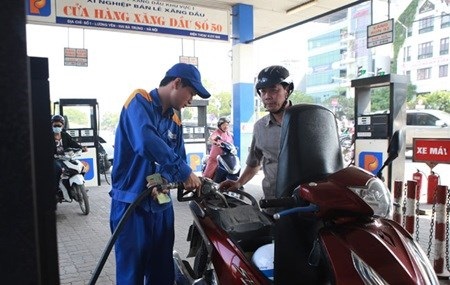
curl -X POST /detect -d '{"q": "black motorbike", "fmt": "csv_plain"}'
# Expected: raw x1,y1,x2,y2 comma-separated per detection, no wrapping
213,140,241,183
203,135,241,183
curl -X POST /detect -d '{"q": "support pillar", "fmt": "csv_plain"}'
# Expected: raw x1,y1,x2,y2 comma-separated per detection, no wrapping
231,4,254,162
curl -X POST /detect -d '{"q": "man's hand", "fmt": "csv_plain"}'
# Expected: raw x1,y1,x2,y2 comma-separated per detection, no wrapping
183,172,202,191
82,146,88,152
219,179,242,192
148,186,169,200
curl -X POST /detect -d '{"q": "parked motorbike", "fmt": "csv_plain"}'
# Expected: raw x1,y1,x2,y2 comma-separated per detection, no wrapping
173,104,438,285
204,135,241,183
213,140,240,183
339,129,354,165
55,147,90,215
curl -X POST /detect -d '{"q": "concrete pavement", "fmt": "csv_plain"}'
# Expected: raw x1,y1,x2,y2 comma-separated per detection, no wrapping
56,171,450,284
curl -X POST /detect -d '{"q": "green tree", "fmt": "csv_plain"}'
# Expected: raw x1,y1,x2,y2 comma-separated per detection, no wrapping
64,108,88,128
100,112,119,132
392,0,419,74
322,96,355,119
417,91,450,113
289,91,314,105
370,86,390,112
405,84,418,109
361,83,417,112
182,108,193,120
208,91,232,119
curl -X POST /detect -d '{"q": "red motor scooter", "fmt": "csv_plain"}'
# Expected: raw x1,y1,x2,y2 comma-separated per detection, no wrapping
173,104,439,285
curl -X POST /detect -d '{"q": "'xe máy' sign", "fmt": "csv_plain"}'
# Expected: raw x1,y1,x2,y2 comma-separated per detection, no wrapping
413,138,450,169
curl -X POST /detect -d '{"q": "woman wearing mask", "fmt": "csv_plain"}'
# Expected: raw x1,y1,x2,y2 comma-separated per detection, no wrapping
52,114,87,196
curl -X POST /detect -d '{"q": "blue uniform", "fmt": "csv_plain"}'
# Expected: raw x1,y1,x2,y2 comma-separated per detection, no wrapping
110,88,192,285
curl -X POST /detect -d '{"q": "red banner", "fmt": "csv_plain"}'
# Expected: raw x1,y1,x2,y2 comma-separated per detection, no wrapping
413,139,450,165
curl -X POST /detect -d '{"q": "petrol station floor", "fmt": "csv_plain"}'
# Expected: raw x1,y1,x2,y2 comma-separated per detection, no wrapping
56,172,450,284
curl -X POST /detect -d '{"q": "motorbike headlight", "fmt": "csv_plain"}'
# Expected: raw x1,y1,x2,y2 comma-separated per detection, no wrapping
349,178,393,218
351,251,388,285
403,239,439,285
352,240,439,285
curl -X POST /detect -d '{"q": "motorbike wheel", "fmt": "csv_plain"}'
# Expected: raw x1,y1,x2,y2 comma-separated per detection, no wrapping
193,241,208,279
193,241,218,284
73,184,90,215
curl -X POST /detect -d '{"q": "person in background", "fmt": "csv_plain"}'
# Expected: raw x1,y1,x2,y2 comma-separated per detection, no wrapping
52,114,87,196
219,65,293,202
202,117,234,179
109,63,211,285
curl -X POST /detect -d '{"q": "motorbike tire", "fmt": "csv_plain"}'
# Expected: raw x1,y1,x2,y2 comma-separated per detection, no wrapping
193,241,208,279
74,184,90,215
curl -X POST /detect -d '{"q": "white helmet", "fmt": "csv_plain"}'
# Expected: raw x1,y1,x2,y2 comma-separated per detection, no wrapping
252,243,274,280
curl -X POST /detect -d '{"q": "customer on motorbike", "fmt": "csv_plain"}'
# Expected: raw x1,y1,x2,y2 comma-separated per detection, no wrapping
219,65,293,201
52,114,87,196
202,117,234,179
109,63,210,285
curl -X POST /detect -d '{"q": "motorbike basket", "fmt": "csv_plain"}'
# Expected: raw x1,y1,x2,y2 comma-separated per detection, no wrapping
209,204,272,242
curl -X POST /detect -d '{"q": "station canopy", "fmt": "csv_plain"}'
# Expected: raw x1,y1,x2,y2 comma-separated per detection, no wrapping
180,0,367,40
27,0,367,43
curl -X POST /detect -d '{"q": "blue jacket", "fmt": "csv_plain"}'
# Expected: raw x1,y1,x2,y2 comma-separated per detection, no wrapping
110,88,192,212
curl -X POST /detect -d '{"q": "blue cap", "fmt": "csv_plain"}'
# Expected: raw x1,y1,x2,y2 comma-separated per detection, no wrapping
165,63,211,99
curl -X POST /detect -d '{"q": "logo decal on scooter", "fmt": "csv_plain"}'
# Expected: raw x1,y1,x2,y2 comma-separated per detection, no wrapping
359,151,383,175
232,264,256,284
79,158,94,180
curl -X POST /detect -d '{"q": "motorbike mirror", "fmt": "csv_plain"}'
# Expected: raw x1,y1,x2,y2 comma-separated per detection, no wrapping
376,130,403,179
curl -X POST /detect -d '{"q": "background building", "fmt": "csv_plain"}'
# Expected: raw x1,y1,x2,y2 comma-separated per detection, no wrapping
397,0,450,94
305,2,372,102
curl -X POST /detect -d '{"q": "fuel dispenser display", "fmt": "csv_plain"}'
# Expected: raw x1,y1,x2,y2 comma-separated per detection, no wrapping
54,98,101,187
351,74,408,191
180,100,208,174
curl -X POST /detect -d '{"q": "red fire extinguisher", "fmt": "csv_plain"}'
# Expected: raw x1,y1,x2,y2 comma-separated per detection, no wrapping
412,169,423,200
427,171,440,204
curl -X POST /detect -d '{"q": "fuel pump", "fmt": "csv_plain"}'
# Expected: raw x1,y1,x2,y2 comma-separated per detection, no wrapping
180,99,209,175
351,74,407,191
54,98,101,186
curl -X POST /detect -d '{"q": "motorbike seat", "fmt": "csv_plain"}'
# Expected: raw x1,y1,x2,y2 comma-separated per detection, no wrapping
276,104,344,198
209,204,273,242
274,104,342,284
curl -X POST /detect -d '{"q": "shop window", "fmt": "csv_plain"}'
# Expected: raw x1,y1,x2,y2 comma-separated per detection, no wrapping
418,42,433,59
442,12,450,29
417,67,431,80
439,65,448,77
404,46,411,61
419,16,434,34
440,37,449,55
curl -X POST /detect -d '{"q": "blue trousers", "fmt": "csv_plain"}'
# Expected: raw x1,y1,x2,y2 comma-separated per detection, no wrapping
110,199,175,285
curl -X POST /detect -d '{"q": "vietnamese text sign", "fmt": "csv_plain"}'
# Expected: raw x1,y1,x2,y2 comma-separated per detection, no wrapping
64,48,88,67
413,139,450,168
179,56,198,66
27,0,229,41
367,19,393,48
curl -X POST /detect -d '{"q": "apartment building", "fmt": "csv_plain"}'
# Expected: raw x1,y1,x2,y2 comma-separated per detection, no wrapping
397,0,450,94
